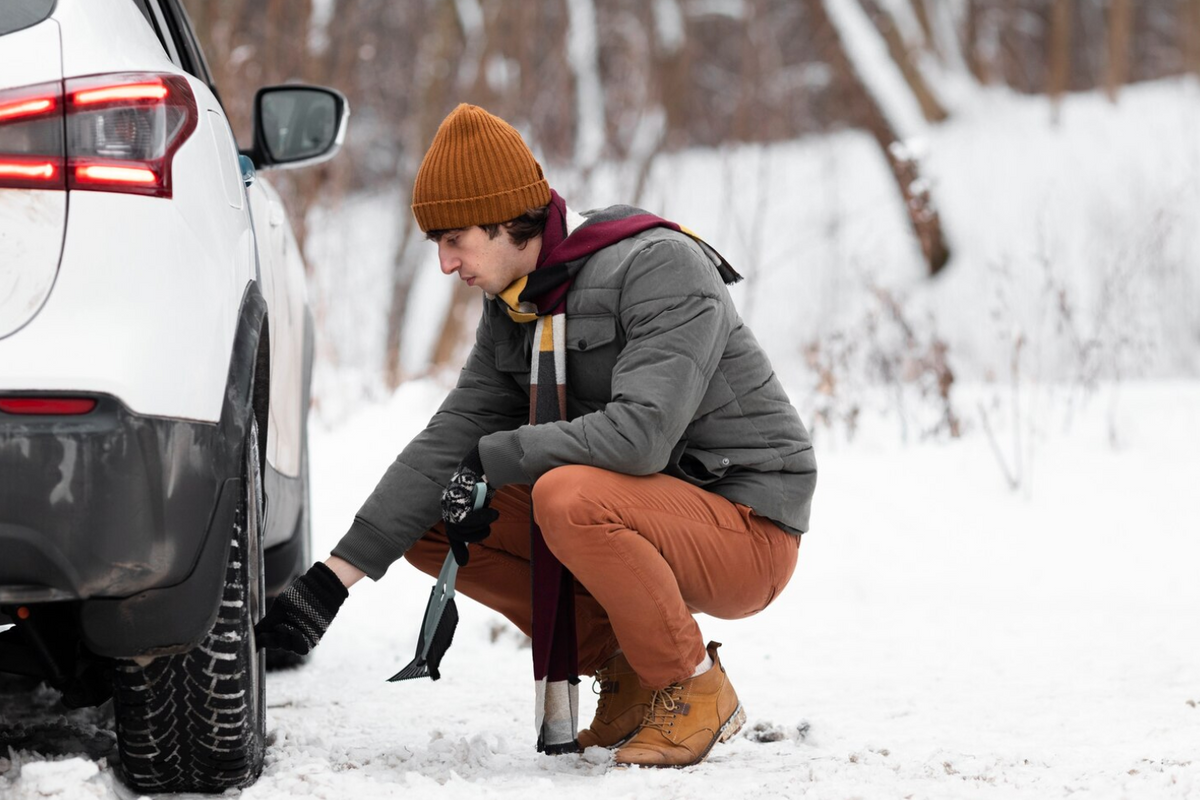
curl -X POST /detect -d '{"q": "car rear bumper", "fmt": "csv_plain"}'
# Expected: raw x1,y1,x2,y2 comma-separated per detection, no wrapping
0,393,230,603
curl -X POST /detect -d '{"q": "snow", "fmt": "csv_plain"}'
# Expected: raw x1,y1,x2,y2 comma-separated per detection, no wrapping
652,0,685,54
3,380,1199,798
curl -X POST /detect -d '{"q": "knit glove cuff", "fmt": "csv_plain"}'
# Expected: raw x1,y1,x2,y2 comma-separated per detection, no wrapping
305,561,350,609
255,561,349,654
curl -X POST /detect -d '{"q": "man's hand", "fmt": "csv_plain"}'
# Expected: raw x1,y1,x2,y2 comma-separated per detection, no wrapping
441,445,499,567
254,561,349,654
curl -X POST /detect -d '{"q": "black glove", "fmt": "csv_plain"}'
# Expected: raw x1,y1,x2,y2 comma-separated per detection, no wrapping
254,561,349,654
441,445,499,567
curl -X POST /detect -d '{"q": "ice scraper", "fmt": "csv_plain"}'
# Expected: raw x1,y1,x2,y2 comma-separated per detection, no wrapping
387,481,487,682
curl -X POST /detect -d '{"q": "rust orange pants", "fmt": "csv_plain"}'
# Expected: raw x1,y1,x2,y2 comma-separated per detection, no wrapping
404,465,800,689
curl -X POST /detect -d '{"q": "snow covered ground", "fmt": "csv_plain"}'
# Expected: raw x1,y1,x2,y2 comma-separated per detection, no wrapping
3,378,1197,799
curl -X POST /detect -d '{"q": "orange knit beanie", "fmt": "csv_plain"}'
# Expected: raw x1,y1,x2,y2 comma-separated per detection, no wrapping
411,104,551,233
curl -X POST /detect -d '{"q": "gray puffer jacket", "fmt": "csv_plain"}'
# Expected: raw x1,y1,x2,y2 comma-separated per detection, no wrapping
333,224,816,580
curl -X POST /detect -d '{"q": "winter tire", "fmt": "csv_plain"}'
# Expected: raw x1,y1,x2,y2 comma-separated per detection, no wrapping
111,417,267,793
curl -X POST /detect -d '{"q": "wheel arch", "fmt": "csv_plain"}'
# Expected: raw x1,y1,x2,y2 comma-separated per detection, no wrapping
78,280,271,657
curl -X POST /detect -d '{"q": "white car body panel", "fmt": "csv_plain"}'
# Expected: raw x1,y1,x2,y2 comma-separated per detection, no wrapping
54,0,178,77
0,190,67,339
0,0,310,479
245,177,306,476
0,15,61,87
0,186,251,424
0,20,65,340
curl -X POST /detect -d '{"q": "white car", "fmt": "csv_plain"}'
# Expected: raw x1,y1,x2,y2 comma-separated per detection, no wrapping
0,0,346,792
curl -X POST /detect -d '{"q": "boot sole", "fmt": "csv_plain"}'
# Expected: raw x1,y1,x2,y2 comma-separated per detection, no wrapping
614,703,747,770
579,728,639,751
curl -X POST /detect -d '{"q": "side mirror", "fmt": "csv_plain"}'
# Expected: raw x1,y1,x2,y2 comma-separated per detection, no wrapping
248,85,348,170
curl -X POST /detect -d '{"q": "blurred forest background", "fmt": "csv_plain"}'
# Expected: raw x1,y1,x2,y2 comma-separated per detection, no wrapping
179,0,1200,443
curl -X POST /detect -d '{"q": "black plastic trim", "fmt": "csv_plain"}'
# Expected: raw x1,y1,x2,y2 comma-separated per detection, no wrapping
263,525,306,598
263,463,301,549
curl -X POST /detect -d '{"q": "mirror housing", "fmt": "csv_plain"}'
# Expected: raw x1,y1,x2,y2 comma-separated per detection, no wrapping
245,84,348,170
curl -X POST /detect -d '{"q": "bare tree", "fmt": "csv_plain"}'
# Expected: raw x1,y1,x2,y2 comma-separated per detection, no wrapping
1183,0,1200,76
1105,0,1134,101
963,0,993,84
384,0,463,388
565,0,607,172
866,0,949,123
1048,0,1073,122
810,0,951,276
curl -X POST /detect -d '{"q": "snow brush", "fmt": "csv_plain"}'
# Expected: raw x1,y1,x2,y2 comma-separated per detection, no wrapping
387,481,487,682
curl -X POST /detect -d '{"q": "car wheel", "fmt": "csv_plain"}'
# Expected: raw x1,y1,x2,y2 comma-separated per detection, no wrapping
111,417,266,793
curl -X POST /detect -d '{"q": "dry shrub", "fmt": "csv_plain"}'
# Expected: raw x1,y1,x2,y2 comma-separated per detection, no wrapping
803,283,960,442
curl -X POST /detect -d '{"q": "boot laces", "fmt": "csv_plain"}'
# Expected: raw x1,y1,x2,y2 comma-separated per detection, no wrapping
641,684,684,733
592,676,616,715
592,662,617,715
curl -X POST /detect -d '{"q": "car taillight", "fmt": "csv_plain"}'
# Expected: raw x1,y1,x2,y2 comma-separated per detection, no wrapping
0,397,97,415
0,81,65,189
66,73,197,198
0,73,197,197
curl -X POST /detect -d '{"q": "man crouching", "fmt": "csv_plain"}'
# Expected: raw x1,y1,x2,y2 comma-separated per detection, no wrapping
256,104,817,768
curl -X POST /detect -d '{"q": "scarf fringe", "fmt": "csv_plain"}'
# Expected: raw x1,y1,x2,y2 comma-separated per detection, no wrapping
534,677,580,754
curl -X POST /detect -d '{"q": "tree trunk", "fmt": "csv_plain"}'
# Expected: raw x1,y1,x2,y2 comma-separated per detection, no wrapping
565,0,606,170
1183,0,1200,77
382,217,421,390
1104,0,1133,102
909,0,934,49
1048,0,1072,122
965,0,990,84
873,5,949,123
383,0,460,388
430,282,480,369
811,0,951,276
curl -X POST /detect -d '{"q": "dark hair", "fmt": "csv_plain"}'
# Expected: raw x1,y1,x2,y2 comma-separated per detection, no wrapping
426,205,550,249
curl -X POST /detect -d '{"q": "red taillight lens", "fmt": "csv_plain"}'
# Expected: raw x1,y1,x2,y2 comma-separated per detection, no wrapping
74,82,170,105
0,73,197,197
75,163,158,185
0,397,97,415
0,96,56,122
0,81,65,189
65,73,198,198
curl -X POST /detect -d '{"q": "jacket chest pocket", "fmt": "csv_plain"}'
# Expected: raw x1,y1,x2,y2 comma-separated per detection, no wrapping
494,337,532,393
566,314,619,401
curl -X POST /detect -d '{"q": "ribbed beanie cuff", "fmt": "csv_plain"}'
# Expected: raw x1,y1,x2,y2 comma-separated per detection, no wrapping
411,104,551,232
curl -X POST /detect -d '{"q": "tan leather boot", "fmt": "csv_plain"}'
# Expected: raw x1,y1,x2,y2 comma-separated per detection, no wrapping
578,651,654,749
613,641,746,768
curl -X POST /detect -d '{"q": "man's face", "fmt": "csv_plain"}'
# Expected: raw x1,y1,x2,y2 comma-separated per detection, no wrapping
436,226,537,296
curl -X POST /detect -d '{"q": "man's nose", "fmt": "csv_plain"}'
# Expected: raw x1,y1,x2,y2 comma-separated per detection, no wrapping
438,245,459,275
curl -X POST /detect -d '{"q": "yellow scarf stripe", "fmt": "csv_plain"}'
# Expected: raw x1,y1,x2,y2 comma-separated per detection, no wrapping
499,276,540,323
539,314,556,352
